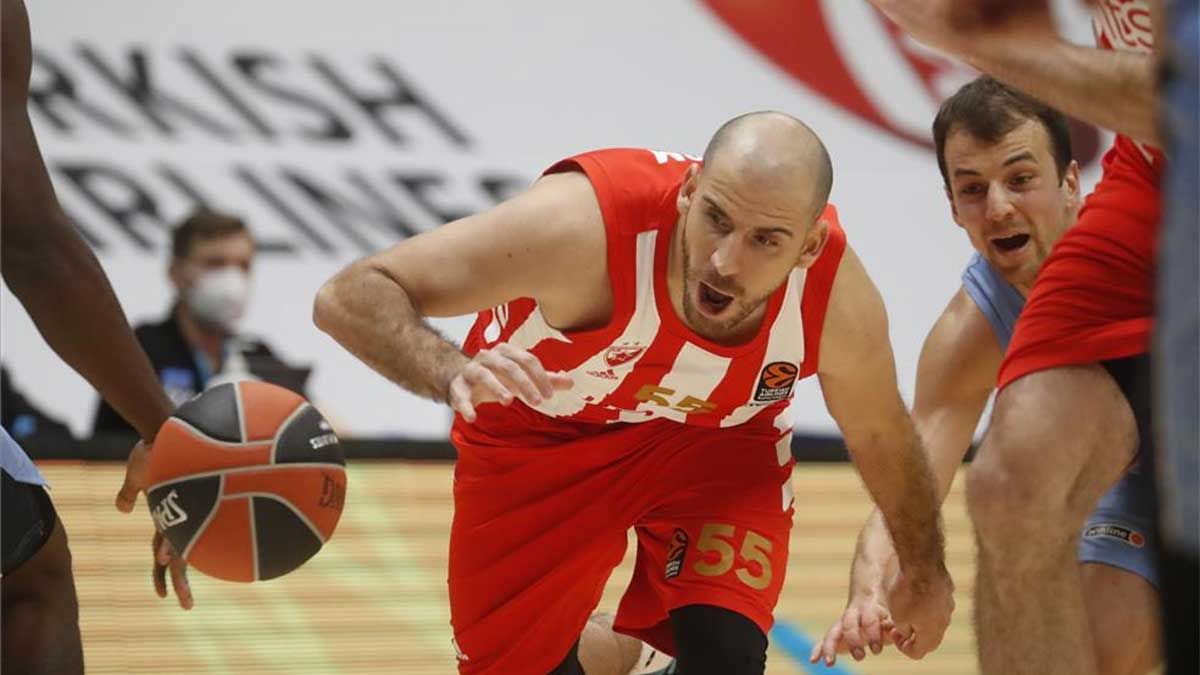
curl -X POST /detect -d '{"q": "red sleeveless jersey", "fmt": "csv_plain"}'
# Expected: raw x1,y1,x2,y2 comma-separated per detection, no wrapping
1092,0,1165,185
453,148,847,446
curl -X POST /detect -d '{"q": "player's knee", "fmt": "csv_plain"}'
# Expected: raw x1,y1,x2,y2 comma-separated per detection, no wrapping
670,605,766,675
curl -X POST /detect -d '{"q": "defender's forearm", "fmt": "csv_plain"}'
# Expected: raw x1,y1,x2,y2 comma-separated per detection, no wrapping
3,214,174,441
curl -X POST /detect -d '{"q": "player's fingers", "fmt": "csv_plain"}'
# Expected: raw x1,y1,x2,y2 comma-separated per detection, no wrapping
464,362,514,406
152,535,168,599
480,350,542,403
840,609,868,660
448,377,478,422
863,607,885,654
170,557,193,610
156,535,173,566
548,371,574,390
819,623,844,666
116,443,149,512
494,344,555,399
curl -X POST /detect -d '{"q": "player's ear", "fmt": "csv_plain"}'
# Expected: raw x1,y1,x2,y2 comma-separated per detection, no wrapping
676,163,700,214
1062,160,1082,210
796,215,829,269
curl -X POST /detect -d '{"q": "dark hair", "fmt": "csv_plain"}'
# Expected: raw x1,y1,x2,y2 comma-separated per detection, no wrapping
171,208,251,259
932,76,1073,187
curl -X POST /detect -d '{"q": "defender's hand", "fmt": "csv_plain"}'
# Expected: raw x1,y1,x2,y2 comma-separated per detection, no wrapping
884,564,955,659
810,592,895,667
116,439,194,610
448,343,573,422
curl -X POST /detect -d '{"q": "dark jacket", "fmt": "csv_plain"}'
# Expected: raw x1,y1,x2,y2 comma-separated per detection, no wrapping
91,308,306,437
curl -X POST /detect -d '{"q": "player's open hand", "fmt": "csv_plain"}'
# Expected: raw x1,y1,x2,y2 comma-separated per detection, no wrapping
116,439,194,610
810,591,895,667
448,343,573,422
883,563,955,660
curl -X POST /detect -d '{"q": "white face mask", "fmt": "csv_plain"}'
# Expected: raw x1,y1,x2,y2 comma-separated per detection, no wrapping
185,266,249,329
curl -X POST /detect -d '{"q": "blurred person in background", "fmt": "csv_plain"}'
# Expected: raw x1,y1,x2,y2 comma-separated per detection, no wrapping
92,208,309,436
3,0,191,672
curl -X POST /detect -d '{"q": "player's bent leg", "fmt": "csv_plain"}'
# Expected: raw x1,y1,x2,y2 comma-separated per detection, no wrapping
670,605,766,675
967,365,1139,675
1079,563,1160,675
1,507,84,675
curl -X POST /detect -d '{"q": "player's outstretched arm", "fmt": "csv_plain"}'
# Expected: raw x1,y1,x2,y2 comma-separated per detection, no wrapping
816,246,954,662
314,171,599,419
1,0,190,608
1,0,174,445
812,286,997,666
867,0,1165,145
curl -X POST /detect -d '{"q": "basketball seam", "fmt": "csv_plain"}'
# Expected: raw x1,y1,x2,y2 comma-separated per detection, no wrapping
145,462,346,495
221,491,327,544
269,402,312,465
181,474,225,560
249,496,260,582
168,418,275,451
234,382,248,443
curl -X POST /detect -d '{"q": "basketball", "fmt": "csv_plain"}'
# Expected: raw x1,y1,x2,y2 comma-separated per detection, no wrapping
146,381,347,582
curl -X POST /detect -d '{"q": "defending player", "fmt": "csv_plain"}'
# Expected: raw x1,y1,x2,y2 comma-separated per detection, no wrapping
2,1,192,672
812,77,1161,674
868,1,1165,673
315,112,954,674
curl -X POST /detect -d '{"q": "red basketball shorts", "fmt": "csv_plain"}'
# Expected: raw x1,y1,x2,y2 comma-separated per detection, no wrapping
998,164,1161,391
446,418,795,674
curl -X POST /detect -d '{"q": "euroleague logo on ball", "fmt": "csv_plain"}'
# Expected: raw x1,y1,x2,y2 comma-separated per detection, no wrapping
700,0,1102,165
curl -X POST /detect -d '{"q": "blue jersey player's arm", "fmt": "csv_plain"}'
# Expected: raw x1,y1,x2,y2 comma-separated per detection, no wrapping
1,0,189,608
813,284,1000,666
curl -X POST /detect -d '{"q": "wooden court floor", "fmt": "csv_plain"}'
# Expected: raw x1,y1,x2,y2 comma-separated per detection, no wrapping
43,461,981,674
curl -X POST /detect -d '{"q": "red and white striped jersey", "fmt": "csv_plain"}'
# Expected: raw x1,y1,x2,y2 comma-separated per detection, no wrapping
454,148,846,445
1092,0,1164,181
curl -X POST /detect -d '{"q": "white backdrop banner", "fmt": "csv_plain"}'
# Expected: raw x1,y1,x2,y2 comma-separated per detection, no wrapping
2,0,1103,438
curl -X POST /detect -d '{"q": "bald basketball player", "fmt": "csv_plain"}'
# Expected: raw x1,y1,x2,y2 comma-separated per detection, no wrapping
316,112,954,674
813,77,1162,674
3,1,191,672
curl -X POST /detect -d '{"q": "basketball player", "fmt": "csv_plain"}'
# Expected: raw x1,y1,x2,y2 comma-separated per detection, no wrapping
811,77,1162,674
315,112,955,674
867,1,1166,673
2,1,192,671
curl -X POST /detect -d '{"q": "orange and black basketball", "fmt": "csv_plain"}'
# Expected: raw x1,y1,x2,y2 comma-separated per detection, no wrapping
146,381,346,582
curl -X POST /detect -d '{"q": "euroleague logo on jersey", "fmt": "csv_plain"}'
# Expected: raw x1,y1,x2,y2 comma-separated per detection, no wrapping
753,361,798,404
700,0,1102,165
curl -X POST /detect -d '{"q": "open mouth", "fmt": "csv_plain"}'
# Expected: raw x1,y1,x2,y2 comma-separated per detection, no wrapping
991,233,1030,254
697,282,734,315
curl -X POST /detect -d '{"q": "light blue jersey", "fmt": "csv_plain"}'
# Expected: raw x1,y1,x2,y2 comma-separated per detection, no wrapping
962,253,1159,586
2,426,46,486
